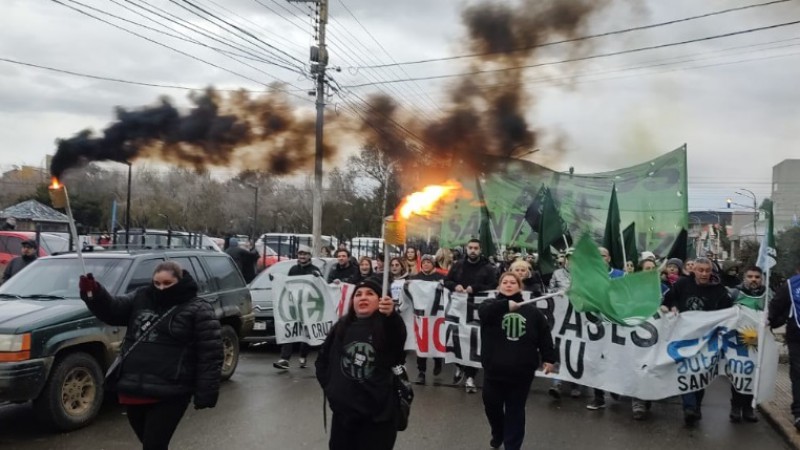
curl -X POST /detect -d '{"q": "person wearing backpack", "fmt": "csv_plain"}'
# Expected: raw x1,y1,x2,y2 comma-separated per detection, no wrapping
315,278,407,450
79,261,223,450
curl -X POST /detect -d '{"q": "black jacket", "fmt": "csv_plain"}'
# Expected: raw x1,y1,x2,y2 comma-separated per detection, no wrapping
769,275,800,342
478,292,557,383
225,246,259,283
444,256,497,293
288,262,322,277
2,254,36,283
662,273,733,312
81,272,223,407
315,312,406,423
327,263,359,284
523,272,545,297
409,271,445,282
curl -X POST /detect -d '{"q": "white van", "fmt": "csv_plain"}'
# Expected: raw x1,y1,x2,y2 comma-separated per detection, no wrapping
254,233,338,258
349,237,400,259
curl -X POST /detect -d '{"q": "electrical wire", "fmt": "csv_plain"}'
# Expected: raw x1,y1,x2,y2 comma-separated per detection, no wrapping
352,0,793,69
342,18,800,88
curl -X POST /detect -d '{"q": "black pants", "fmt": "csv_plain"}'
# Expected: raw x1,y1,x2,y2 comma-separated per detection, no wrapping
126,396,191,450
280,342,310,360
788,340,800,417
416,357,443,373
730,386,754,409
329,414,397,450
482,377,533,450
463,366,479,378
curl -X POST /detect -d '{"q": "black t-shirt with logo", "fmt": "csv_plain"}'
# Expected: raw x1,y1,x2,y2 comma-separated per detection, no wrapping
663,274,733,313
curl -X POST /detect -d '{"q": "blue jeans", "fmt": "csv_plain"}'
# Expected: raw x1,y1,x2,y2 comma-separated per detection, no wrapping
681,390,705,411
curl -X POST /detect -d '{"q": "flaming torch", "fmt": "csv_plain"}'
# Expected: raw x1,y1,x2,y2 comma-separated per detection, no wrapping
49,178,88,279
382,181,462,297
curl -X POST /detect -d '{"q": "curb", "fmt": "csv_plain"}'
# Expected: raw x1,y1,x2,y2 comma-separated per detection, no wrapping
761,402,800,450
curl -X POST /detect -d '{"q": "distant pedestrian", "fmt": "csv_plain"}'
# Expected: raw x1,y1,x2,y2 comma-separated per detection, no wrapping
352,256,375,284
404,246,420,276
2,239,38,284
433,248,452,276
410,255,445,385
274,245,320,371
479,272,556,450
225,238,259,283
767,259,800,431
328,249,359,284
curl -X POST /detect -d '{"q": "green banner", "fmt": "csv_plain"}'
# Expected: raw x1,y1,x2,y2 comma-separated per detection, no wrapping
426,145,688,256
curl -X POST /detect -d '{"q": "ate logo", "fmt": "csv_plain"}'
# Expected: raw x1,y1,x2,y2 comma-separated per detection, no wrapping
277,278,326,323
340,341,376,381
502,313,527,341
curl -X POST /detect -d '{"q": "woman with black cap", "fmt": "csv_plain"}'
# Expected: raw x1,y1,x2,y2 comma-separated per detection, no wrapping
315,278,407,450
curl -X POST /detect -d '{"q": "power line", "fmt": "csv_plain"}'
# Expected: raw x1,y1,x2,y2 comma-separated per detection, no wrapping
0,56,314,102
353,0,792,69
335,0,443,115
50,0,309,96
251,0,311,36
343,18,800,88
199,0,308,54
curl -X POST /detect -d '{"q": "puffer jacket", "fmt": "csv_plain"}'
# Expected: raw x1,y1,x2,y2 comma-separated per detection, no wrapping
81,271,223,408
548,268,571,293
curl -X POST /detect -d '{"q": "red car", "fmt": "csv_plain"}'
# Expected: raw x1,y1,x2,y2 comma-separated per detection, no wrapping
255,245,288,272
0,231,70,273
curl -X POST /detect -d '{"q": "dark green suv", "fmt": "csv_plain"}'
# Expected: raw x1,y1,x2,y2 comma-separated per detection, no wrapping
0,250,254,431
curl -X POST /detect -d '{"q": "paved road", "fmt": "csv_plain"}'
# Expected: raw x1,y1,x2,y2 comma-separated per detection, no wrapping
0,345,790,449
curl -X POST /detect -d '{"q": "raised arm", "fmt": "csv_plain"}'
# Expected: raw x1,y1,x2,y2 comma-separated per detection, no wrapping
79,275,137,327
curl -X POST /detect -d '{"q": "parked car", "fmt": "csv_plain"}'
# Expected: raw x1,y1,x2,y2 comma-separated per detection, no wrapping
0,249,254,431
0,231,70,273
244,258,336,345
255,244,288,272
254,233,339,258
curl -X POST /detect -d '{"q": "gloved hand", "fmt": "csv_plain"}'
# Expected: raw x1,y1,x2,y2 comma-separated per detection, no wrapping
79,273,98,296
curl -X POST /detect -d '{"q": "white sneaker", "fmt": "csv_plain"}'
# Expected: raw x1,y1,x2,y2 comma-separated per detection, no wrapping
299,357,307,368
465,377,477,393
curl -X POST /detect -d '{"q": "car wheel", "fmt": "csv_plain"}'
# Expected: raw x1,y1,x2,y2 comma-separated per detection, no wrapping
220,325,240,381
33,352,104,431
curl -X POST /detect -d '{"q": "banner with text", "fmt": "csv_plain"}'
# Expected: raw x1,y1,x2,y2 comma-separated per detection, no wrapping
272,274,353,346
401,280,778,402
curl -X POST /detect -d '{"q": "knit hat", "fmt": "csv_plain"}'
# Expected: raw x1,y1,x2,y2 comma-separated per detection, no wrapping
666,258,684,271
420,254,435,264
353,278,383,297
228,238,239,248
641,251,656,262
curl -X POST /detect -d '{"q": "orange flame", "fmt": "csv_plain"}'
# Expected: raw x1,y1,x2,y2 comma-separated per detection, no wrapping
396,181,462,219
49,177,62,190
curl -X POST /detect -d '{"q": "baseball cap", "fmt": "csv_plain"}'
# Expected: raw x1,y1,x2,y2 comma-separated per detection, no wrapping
21,239,37,249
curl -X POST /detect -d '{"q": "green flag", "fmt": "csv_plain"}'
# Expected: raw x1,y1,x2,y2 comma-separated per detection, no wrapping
535,186,571,275
476,176,497,258
602,184,625,270
623,222,638,270
568,234,662,326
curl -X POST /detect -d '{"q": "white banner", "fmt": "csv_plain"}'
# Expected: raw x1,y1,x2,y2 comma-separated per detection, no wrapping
272,278,779,402
401,281,779,402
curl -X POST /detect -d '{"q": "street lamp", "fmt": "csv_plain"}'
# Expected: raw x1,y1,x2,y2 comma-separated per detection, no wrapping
736,188,758,240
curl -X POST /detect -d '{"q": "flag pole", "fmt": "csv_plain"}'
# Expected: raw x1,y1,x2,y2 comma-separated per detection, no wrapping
752,269,771,408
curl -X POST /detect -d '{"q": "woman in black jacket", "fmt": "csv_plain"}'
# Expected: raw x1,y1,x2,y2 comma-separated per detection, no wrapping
315,278,407,450
479,272,557,450
79,261,223,450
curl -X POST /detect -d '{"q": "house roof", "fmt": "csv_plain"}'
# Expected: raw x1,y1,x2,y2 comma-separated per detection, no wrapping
0,200,70,223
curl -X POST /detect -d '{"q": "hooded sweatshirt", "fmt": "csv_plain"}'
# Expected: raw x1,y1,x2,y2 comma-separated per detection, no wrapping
662,273,733,312
478,292,557,383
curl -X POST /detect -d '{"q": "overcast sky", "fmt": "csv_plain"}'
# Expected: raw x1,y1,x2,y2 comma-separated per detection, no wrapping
1,0,798,212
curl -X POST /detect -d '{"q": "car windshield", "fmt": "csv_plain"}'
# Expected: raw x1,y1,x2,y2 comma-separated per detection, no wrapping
40,234,70,254
0,258,131,299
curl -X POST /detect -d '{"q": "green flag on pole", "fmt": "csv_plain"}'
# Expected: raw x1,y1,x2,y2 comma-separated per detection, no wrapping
602,184,625,270
623,222,638,270
568,234,662,326
535,186,571,275
476,176,497,258
757,202,776,272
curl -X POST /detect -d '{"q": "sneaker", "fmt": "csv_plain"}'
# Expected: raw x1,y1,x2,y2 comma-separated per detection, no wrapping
794,417,800,431
490,437,502,449
465,377,477,393
586,398,606,410
683,408,699,426
729,406,742,423
415,372,426,385
742,407,758,423
453,367,464,385
299,357,307,369
548,386,561,400
570,388,582,398
273,359,289,370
